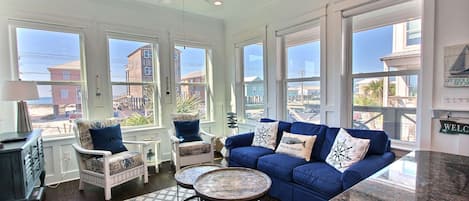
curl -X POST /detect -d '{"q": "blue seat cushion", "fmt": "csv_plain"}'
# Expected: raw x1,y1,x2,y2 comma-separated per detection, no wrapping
89,124,128,154
230,146,274,169
257,153,308,182
320,127,389,160
292,162,343,198
174,120,202,143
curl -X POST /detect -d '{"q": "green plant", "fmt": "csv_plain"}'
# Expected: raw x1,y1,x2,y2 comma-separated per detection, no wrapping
121,113,153,126
363,80,384,105
176,94,201,113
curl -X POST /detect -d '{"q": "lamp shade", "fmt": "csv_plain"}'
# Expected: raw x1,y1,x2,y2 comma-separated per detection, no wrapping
2,80,39,101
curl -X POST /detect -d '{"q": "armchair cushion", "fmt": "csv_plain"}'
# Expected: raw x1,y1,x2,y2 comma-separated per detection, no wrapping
174,120,202,143
85,151,144,175
179,141,212,156
89,124,128,154
75,119,118,150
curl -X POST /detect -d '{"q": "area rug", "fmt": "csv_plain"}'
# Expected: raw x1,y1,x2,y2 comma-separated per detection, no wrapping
126,185,277,201
125,186,196,201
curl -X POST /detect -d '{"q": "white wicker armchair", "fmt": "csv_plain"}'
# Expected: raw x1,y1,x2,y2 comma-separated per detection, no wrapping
169,113,215,170
72,119,150,200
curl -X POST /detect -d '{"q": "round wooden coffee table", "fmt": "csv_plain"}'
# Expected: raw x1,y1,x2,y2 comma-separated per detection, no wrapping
174,164,223,201
193,167,272,201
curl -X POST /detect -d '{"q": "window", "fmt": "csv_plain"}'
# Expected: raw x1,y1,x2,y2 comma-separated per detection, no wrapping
174,45,210,119
108,35,158,127
143,49,152,58
279,25,321,123
60,89,69,99
63,71,71,80
347,3,421,143
406,19,421,46
238,42,265,121
12,26,85,137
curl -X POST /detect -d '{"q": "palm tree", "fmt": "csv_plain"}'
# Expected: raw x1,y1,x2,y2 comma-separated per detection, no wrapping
363,80,384,106
176,94,201,113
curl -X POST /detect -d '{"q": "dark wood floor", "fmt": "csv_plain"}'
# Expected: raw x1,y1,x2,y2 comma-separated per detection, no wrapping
44,162,178,201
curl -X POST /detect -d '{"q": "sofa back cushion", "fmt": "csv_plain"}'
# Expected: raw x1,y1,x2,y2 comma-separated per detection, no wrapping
320,127,390,161
260,118,292,147
290,121,328,161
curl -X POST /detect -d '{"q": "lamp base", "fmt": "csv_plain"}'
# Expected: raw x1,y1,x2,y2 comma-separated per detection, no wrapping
17,101,33,133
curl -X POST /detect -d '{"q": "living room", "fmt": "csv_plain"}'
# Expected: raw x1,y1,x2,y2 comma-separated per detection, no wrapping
0,0,468,201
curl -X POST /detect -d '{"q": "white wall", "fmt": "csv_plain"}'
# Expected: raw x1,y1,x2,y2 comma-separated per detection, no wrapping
425,0,469,155
0,0,226,184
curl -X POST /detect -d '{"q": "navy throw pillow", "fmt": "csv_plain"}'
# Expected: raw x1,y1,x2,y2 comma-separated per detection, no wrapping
174,120,202,143
89,124,127,154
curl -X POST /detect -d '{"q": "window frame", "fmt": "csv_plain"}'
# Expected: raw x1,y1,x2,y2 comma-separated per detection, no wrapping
172,41,213,121
276,20,324,123
343,0,421,147
235,37,267,123
8,20,88,137
105,32,160,128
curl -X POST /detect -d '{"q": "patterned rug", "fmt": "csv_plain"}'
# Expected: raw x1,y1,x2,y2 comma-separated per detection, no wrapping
125,186,196,201
125,185,277,201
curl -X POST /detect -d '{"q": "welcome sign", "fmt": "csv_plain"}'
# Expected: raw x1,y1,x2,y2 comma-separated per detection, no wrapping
439,119,469,135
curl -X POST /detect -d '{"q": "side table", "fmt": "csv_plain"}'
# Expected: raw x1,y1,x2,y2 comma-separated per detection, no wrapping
174,164,223,201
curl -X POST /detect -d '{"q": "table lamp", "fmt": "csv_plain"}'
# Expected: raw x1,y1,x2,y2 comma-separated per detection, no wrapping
2,80,39,133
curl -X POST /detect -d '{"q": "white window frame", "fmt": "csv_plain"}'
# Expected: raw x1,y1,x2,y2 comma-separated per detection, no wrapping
342,0,421,147
105,32,160,128
8,20,88,137
172,41,213,121
276,19,324,123
235,37,267,123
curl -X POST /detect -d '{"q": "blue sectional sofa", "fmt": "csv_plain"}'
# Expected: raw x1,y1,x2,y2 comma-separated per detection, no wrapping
225,119,395,201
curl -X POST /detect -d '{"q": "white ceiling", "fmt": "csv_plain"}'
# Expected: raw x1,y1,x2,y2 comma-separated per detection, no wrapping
127,0,277,20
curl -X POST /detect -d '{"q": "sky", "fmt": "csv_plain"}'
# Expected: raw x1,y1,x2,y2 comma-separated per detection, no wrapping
17,24,394,98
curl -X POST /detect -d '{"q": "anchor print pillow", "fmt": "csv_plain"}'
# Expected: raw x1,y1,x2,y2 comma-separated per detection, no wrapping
276,131,317,161
252,121,279,150
326,128,370,172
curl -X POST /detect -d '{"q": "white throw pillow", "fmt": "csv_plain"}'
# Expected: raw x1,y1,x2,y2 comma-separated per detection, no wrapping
276,131,317,161
326,128,370,172
252,121,279,150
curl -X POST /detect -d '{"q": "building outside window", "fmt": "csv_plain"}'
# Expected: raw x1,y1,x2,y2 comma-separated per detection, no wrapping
347,2,421,143
12,25,85,137
279,24,321,124
238,42,265,121
174,45,210,120
108,35,158,127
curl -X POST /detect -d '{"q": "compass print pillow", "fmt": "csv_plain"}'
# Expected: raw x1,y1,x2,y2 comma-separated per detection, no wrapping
326,128,370,172
251,121,279,150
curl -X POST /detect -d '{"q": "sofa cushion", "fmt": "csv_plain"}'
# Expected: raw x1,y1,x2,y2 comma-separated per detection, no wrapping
174,120,202,143
290,122,328,161
260,118,292,146
179,141,211,156
257,153,308,182
230,146,274,169
252,121,279,150
89,124,127,154
276,132,317,161
85,151,143,175
292,162,343,198
320,127,389,160
325,128,370,172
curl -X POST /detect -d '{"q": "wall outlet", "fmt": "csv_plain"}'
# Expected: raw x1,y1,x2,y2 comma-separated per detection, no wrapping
63,152,71,161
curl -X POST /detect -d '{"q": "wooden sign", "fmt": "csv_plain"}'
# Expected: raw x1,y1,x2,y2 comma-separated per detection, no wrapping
439,119,469,135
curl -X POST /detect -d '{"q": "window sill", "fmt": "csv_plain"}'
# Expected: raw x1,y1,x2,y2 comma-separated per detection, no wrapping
121,126,166,133
43,135,75,142
390,140,415,152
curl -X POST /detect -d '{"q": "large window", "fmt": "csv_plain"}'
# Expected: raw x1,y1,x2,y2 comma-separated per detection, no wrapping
238,42,265,121
12,26,85,137
108,35,158,127
348,3,421,143
174,45,210,120
279,25,321,123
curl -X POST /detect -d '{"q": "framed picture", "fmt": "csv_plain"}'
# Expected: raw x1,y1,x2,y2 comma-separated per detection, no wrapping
444,43,469,87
